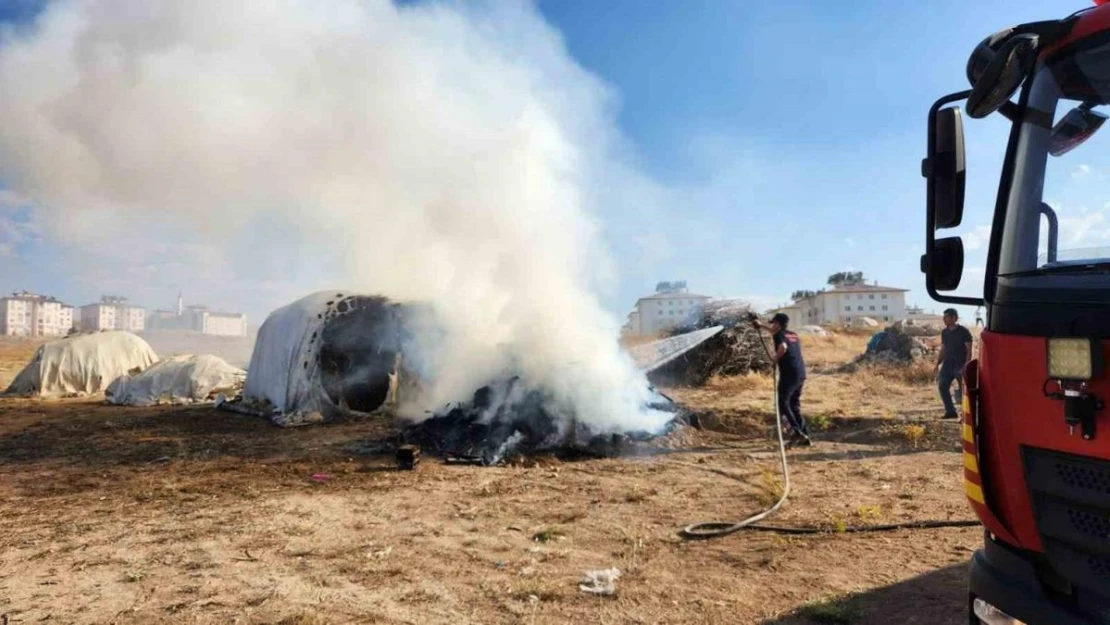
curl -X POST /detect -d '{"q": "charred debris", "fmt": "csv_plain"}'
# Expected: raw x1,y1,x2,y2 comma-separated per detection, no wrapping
397,377,688,466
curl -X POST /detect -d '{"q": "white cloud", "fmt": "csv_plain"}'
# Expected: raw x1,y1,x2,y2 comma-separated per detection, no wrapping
962,224,993,251
844,237,856,248
1059,207,1110,246
1073,164,1092,179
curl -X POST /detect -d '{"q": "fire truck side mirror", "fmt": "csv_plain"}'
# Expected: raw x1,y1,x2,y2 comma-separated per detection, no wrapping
966,33,1038,119
924,107,966,230
925,237,966,292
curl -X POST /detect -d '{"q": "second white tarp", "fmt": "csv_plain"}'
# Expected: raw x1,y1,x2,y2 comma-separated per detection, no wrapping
106,354,246,406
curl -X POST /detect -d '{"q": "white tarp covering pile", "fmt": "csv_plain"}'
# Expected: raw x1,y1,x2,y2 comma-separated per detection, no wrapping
235,291,403,427
3,331,158,397
105,354,246,406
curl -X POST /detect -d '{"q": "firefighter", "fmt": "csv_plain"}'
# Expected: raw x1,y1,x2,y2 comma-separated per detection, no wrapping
937,307,973,420
752,312,811,447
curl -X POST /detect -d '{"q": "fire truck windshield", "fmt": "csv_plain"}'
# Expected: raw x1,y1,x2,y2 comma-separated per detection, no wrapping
998,38,1110,283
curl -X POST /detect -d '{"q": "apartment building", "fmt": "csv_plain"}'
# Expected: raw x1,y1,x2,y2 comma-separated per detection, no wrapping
79,296,146,332
0,291,75,337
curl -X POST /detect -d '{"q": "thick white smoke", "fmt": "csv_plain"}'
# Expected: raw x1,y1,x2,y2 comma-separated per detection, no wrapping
0,0,670,432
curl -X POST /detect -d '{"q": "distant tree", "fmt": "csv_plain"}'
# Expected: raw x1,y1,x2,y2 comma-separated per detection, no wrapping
791,289,817,301
827,271,865,286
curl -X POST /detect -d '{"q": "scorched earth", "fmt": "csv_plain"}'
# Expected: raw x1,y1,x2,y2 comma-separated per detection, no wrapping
0,333,977,625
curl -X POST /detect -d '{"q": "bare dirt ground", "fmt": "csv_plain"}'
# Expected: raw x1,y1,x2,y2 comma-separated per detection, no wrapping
0,334,979,624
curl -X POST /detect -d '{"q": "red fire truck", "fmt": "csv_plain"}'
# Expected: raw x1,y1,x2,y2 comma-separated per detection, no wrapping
922,3,1110,623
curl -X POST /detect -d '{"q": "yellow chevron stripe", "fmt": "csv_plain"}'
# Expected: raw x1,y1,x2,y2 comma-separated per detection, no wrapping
966,480,985,504
964,452,979,473
962,424,974,443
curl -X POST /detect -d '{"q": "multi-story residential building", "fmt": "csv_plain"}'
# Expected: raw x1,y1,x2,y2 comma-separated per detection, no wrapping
0,291,75,337
79,295,145,332
791,281,909,326
623,281,712,336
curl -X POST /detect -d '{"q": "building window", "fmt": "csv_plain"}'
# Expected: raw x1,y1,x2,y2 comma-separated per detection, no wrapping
846,316,851,322
882,294,888,299
858,306,863,311
882,305,888,311
884,316,889,321
869,294,875,299
869,306,875,311
844,306,850,312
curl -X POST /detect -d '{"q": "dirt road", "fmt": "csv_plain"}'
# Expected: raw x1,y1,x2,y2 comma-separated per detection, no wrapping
0,336,978,624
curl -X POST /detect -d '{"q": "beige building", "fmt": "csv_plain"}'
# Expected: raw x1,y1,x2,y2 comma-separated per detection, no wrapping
0,291,75,337
624,281,712,336
770,303,802,321
147,294,248,337
906,305,946,325
791,282,909,326
196,310,249,337
80,296,146,333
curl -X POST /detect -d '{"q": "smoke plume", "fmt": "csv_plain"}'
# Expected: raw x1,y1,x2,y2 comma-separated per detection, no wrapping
0,0,670,432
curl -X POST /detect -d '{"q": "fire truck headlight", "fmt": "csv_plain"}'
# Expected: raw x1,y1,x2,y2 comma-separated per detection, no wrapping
1047,337,1101,381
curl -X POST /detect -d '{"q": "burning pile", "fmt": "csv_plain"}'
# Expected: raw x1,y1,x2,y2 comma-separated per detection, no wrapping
400,378,685,465
647,300,773,387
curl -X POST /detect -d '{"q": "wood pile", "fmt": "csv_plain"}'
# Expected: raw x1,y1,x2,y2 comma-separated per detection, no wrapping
647,300,773,387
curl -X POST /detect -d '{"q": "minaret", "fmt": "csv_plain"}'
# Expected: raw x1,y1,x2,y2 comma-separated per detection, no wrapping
177,292,183,316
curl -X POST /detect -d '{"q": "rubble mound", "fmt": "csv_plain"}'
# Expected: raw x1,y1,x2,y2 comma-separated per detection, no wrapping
839,323,928,372
399,378,684,465
647,300,773,387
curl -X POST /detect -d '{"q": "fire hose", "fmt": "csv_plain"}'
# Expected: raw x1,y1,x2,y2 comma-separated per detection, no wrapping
679,318,980,540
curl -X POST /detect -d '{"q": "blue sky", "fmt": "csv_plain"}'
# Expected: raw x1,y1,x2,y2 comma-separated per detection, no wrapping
536,0,1084,316
0,0,1092,322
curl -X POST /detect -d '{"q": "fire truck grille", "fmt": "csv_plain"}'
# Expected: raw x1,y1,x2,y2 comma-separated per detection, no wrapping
1067,508,1110,540
1092,555,1110,582
1056,463,1110,494
1024,446,1110,597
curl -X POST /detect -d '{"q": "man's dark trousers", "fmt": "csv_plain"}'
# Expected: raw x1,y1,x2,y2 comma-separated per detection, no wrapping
778,376,807,436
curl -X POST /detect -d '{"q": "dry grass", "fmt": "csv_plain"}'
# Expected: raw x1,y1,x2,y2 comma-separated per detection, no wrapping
0,337,44,389
861,360,937,387
801,333,871,369
756,465,786,507
0,327,978,624
704,372,774,393
901,424,928,449
797,594,865,624
669,339,939,427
